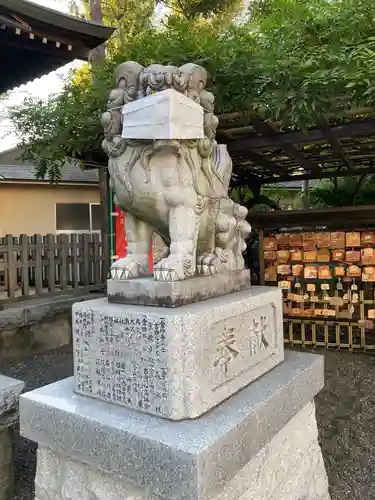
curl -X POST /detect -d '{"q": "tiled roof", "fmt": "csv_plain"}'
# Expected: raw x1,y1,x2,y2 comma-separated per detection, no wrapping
0,163,98,183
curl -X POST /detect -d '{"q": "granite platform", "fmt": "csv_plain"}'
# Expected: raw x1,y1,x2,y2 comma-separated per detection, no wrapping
107,269,251,307
20,351,328,500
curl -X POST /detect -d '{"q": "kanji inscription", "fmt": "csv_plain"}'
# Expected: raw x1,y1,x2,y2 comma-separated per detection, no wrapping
74,310,168,413
250,315,270,356
213,326,239,374
209,305,277,389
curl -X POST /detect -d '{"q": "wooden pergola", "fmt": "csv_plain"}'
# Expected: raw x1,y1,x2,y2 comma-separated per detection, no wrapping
217,108,375,188
0,0,114,93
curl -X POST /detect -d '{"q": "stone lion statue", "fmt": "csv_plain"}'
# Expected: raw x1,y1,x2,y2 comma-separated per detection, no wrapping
101,61,251,281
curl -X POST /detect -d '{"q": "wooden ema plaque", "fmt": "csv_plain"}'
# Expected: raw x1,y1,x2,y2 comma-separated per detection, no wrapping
261,229,375,350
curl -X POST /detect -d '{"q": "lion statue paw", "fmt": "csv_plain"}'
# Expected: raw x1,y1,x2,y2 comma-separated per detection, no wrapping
197,253,220,276
153,254,187,281
110,255,149,280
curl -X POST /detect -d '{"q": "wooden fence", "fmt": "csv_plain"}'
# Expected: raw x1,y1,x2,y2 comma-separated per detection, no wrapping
0,233,108,303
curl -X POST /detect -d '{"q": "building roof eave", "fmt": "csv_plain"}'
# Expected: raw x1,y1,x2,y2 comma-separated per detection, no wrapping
0,0,114,46
0,0,115,93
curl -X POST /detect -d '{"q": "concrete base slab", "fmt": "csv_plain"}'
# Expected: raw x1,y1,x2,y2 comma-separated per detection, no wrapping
20,351,329,500
33,401,330,500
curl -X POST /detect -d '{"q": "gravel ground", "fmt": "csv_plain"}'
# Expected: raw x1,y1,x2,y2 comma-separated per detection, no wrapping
2,346,375,500
2,345,73,500
315,349,375,500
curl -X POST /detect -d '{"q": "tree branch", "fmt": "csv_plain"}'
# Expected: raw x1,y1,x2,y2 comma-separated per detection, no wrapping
161,0,186,16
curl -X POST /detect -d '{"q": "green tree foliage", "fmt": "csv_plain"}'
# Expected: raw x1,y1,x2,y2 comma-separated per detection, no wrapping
308,177,375,208
160,0,244,18
74,0,243,19
69,0,156,42
8,0,375,181
231,184,292,211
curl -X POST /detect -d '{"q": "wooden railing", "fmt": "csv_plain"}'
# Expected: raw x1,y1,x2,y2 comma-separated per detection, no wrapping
0,233,108,303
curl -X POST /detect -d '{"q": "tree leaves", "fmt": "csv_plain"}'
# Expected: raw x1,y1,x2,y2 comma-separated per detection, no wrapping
309,176,375,207
8,0,375,181
159,0,244,18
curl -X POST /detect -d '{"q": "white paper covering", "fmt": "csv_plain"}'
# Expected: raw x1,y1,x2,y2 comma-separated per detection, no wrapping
121,89,204,140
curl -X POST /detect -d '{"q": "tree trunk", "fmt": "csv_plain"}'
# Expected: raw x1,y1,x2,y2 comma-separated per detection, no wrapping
89,0,106,61
89,0,110,280
302,179,309,209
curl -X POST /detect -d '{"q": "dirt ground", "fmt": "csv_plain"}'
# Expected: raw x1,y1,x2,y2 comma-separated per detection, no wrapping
2,346,375,500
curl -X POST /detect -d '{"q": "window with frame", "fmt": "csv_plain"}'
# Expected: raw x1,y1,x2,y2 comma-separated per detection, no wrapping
55,203,101,233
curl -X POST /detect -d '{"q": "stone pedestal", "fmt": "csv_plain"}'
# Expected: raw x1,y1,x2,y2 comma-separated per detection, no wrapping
73,287,284,420
19,278,331,500
20,352,330,500
0,375,24,500
107,270,251,307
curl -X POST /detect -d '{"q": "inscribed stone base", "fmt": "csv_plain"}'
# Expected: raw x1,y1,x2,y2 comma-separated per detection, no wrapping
20,352,330,500
72,286,283,420
107,269,251,307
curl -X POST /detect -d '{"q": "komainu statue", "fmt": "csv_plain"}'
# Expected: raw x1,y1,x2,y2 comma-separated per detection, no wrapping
101,61,251,281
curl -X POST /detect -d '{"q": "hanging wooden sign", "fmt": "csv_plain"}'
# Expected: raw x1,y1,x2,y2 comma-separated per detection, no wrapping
346,232,361,247
302,233,316,250
316,232,331,248
264,237,277,250
361,232,375,245
331,232,346,248
277,250,290,263
289,233,302,246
